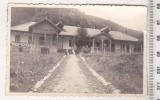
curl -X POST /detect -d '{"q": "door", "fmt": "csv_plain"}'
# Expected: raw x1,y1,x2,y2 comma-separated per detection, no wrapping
15,35,21,43
111,44,115,52
127,45,129,52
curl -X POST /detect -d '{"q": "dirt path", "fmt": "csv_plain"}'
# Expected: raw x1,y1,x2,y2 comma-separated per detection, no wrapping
53,55,89,93
36,54,114,94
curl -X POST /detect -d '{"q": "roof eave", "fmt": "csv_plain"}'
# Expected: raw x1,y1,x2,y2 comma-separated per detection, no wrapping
30,19,61,31
11,30,29,32
113,39,139,42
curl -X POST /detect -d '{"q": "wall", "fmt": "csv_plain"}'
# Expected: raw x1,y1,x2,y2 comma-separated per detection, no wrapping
92,35,112,51
114,40,136,53
33,34,53,46
10,31,31,53
32,33,57,53
62,37,71,49
11,31,31,43
32,21,57,34
31,20,59,53
97,34,111,40
10,31,58,53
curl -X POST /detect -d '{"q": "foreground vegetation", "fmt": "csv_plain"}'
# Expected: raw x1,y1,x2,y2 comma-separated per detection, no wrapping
10,52,64,92
84,52,143,94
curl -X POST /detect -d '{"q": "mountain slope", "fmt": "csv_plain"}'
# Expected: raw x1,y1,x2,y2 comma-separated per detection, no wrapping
11,7,143,39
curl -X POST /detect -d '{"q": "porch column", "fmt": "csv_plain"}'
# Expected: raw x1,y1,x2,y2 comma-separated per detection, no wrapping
109,39,112,51
73,37,76,49
30,32,34,53
62,36,63,50
92,38,95,51
44,33,47,45
101,38,104,52
56,31,59,49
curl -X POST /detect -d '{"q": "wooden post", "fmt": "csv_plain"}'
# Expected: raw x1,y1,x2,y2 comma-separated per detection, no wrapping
73,37,75,49
104,41,106,53
109,39,112,52
92,38,95,51
30,32,34,53
44,33,46,45
101,38,104,52
62,36,63,50
56,31,59,50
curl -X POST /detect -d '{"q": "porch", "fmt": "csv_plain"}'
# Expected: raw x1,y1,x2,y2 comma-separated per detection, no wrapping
90,36,114,52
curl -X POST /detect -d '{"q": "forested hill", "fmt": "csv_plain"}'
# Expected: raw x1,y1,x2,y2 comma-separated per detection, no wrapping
11,7,143,39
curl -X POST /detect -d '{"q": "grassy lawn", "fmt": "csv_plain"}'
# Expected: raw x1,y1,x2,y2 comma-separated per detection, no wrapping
10,52,64,92
84,52,143,94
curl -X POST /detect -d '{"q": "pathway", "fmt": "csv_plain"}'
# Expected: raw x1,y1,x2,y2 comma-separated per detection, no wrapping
33,54,119,94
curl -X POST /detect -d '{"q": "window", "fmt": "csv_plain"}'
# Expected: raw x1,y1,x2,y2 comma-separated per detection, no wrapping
39,36,45,45
123,44,125,51
53,34,56,41
104,40,109,47
127,45,129,52
121,44,123,50
137,45,141,52
134,44,141,52
88,42,92,47
134,44,137,52
15,35,21,43
69,40,72,47
53,34,56,45
28,36,32,44
121,43,125,51
95,42,100,47
111,44,115,51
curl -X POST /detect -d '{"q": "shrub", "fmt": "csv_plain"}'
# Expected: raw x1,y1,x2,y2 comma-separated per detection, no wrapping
84,52,143,94
10,52,64,92
82,46,91,53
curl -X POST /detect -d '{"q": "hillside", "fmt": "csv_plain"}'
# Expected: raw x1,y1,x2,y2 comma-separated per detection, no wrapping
11,7,143,39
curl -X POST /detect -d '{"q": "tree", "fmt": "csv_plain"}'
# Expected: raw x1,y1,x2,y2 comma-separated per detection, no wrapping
75,27,90,50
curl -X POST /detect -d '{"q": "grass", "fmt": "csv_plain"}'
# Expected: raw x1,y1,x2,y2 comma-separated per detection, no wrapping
84,52,143,94
10,52,64,92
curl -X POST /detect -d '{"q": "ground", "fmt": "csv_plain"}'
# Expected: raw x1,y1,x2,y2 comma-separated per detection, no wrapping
10,52,64,92
10,52,143,94
35,54,113,94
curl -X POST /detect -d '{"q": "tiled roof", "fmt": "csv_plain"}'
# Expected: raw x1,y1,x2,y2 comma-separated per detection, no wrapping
11,22,36,32
11,18,61,32
59,26,78,36
30,18,61,31
59,25,101,37
108,31,139,41
11,21,139,42
87,28,101,37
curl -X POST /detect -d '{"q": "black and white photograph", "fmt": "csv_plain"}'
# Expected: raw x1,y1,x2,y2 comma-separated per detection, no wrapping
8,5,147,95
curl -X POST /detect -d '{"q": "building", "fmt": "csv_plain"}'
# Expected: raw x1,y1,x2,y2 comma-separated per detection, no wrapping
10,18,143,54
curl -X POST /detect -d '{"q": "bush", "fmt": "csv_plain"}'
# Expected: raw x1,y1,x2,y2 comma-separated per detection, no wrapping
10,52,64,92
82,46,91,53
84,52,143,94
57,48,64,53
75,50,81,54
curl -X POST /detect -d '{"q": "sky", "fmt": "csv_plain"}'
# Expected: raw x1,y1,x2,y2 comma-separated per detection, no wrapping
76,6,147,31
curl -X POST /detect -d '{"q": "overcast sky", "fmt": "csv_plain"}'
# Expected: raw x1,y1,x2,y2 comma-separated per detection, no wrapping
76,6,147,31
